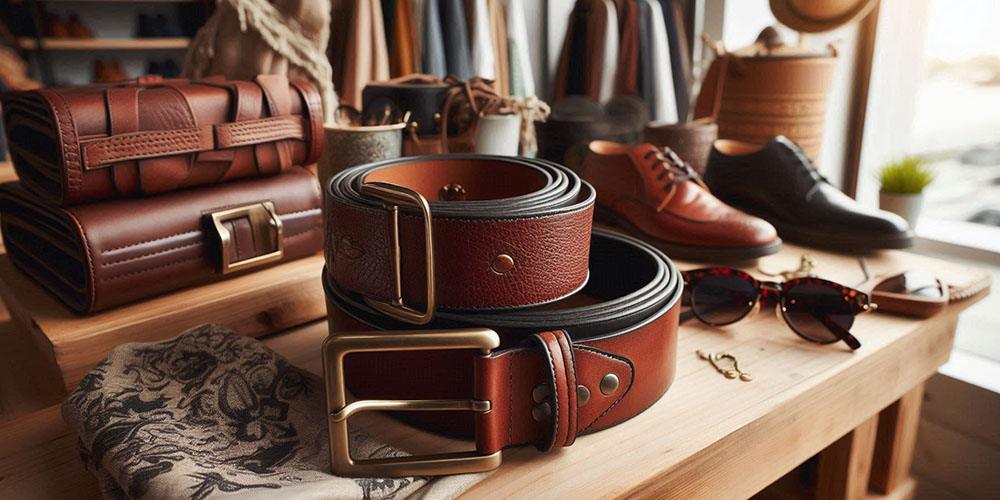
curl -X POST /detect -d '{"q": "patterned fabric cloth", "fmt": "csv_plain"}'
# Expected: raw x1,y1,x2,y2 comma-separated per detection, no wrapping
62,324,488,500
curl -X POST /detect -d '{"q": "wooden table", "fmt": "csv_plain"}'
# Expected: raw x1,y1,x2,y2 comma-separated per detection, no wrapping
0,245,989,499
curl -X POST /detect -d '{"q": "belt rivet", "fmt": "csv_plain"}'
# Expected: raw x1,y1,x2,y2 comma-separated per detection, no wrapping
532,402,551,422
600,374,619,395
531,382,550,403
491,254,515,274
439,183,467,201
577,385,591,406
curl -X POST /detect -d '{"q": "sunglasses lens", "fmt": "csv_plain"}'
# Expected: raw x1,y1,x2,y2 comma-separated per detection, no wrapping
782,284,855,343
691,274,756,325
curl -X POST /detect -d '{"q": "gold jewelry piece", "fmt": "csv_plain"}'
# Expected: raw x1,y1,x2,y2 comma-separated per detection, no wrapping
697,350,753,382
759,254,817,281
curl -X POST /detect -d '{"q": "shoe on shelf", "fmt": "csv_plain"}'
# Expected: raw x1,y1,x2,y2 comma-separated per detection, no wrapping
704,136,914,251
146,59,163,76
579,141,782,261
94,60,129,83
162,59,180,78
66,13,93,38
0,48,42,91
45,14,71,38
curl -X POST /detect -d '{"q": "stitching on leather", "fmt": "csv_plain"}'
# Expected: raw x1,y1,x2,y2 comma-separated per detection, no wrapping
100,212,318,254
65,210,96,311
103,255,202,282
103,230,200,253
99,230,313,281
86,129,204,165
538,333,559,450
47,91,83,193
102,241,202,266
575,345,635,432
560,331,576,446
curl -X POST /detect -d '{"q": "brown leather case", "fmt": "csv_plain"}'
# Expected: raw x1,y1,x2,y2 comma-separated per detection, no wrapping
1,74,324,205
0,166,322,314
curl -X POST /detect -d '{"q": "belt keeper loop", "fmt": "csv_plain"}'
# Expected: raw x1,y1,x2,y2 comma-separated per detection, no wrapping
529,330,578,451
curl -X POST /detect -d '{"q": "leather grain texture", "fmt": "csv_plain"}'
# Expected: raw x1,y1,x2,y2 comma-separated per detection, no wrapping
325,155,596,310
326,229,682,454
1,75,324,205
0,166,322,313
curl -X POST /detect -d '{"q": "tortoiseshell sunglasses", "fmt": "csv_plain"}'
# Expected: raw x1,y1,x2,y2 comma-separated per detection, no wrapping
681,267,876,350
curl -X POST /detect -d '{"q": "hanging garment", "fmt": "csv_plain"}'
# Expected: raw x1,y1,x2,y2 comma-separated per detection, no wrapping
440,0,474,79
614,0,640,96
598,0,619,102
337,0,390,108
329,0,351,93
390,0,418,76
582,0,610,99
488,0,510,96
505,0,535,96
469,0,496,80
383,0,397,49
646,0,677,122
635,0,654,113
413,0,426,66
422,0,447,76
660,0,691,121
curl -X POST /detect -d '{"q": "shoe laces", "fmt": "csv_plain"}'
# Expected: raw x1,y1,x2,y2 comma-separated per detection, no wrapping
642,147,710,211
777,138,829,199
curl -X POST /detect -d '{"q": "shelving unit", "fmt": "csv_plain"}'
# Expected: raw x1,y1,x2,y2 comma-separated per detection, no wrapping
18,37,190,50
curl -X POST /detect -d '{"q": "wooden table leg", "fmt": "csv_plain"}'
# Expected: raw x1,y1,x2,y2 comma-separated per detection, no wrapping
817,414,879,500
869,383,925,495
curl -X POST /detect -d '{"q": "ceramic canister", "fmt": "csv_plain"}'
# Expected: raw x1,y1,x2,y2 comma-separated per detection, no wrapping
318,122,406,188
643,118,719,176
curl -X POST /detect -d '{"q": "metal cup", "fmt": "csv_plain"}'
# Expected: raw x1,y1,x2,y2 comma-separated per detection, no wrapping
318,122,406,188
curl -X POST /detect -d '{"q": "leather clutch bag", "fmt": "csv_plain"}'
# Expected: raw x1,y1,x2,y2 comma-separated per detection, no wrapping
0,166,322,313
1,74,324,205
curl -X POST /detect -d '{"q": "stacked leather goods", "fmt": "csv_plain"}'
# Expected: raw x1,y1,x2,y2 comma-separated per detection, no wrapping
321,155,683,476
0,74,325,313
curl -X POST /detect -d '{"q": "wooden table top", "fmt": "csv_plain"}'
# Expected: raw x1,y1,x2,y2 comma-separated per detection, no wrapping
0,244,990,499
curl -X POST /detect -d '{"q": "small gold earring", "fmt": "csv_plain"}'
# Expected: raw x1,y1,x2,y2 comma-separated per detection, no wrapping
697,350,753,382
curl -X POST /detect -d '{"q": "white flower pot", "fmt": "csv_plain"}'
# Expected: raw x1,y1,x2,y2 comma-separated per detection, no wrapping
475,114,522,156
879,191,923,227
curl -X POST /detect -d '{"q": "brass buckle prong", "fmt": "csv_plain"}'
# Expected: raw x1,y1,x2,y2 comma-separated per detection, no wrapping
360,181,436,325
209,201,283,274
322,328,502,477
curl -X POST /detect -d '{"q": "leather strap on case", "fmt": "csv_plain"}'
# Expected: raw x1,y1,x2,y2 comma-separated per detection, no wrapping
1,75,324,205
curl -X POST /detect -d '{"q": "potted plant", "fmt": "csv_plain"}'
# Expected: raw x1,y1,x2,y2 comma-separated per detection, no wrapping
878,156,935,227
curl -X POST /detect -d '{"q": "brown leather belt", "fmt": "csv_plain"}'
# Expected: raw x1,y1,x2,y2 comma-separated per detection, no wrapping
322,156,682,477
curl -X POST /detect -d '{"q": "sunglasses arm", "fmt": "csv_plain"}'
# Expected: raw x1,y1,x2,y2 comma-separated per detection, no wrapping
818,314,862,350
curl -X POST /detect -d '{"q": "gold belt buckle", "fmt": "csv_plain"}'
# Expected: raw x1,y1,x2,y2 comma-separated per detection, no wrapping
208,201,283,274
322,328,503,477
361,181,436,325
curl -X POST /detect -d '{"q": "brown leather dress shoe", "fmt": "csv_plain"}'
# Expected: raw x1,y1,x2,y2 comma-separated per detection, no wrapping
579,141,781,260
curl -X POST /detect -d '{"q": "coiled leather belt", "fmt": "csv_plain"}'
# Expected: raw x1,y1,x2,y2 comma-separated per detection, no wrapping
322,156,682,477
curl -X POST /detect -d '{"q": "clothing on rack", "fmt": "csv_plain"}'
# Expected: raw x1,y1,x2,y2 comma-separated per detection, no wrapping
327,0,534,106
646,0,677,122
553,0,693,124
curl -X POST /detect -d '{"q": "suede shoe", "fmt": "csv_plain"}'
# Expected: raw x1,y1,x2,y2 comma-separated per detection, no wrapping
579,141,781,260
704,136,914,250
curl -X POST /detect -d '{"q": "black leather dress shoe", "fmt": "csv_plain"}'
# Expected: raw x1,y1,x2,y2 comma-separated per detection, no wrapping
704,136,914,250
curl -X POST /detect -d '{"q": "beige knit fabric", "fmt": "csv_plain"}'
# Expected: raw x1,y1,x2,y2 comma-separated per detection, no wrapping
183,0,337,122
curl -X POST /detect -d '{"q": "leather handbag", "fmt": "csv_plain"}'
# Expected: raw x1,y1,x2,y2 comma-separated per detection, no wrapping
361,74,502,155
1,74,324,206
320,156,682,477
0,166,322,314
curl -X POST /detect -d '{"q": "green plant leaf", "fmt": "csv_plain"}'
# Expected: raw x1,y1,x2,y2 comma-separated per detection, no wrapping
878,156,935,194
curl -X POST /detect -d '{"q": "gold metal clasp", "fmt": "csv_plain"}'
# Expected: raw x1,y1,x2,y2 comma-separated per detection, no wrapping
209,201,283,274
361,181,436,325
322,328,503,477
